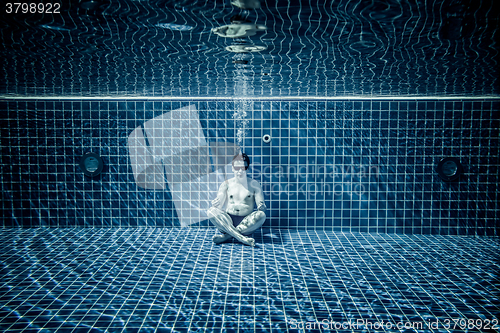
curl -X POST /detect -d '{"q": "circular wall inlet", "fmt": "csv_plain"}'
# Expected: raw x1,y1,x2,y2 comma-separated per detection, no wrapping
80,152,104,177
263,134,271,143
436,157,463,181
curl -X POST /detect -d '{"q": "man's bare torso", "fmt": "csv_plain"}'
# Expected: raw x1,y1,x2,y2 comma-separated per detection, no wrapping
225,178,257,216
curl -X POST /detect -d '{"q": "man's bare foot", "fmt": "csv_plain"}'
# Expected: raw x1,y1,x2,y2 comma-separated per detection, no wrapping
213,233,231,244
212,233,254,247
241,237,255,247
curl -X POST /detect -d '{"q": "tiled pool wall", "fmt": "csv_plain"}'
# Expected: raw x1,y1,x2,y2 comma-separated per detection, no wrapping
0,98,498,235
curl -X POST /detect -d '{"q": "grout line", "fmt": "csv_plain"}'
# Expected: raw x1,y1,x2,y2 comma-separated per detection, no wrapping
1,95,500,101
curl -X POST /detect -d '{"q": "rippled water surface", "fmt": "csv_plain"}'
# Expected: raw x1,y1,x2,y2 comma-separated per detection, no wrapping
1,228,499,332
0,0,499,97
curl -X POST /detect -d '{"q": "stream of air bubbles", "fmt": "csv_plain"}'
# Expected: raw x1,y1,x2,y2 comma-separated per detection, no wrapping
233,63,251,150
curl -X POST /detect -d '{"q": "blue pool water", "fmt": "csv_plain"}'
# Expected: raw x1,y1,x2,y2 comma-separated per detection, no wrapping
1,228,499,332
0,0,499,97
1,0,499,332
1,98,498,235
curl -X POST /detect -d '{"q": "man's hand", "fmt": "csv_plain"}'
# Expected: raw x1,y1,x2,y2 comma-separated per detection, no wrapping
257,203,267,212
211,181,228,208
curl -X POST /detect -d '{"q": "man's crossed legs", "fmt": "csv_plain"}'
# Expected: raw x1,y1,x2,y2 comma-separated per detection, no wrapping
207,207,266,247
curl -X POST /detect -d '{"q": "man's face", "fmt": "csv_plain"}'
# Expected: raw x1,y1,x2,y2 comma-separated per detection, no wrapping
232,160,247,178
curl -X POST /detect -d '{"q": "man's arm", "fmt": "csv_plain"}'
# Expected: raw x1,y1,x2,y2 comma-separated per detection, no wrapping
253,180,266,211
212,181,228,209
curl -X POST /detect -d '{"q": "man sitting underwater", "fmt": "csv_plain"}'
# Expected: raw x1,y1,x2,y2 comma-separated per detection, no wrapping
207,153,266,246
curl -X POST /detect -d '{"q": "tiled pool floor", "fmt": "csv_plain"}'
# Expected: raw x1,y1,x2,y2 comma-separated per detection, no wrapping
1,228,499,332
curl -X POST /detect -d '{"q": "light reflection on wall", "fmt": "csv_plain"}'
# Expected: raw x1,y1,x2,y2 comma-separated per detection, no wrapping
128,104,240,226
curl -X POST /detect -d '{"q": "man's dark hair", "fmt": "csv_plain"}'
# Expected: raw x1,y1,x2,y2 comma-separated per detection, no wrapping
232,153,251,170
